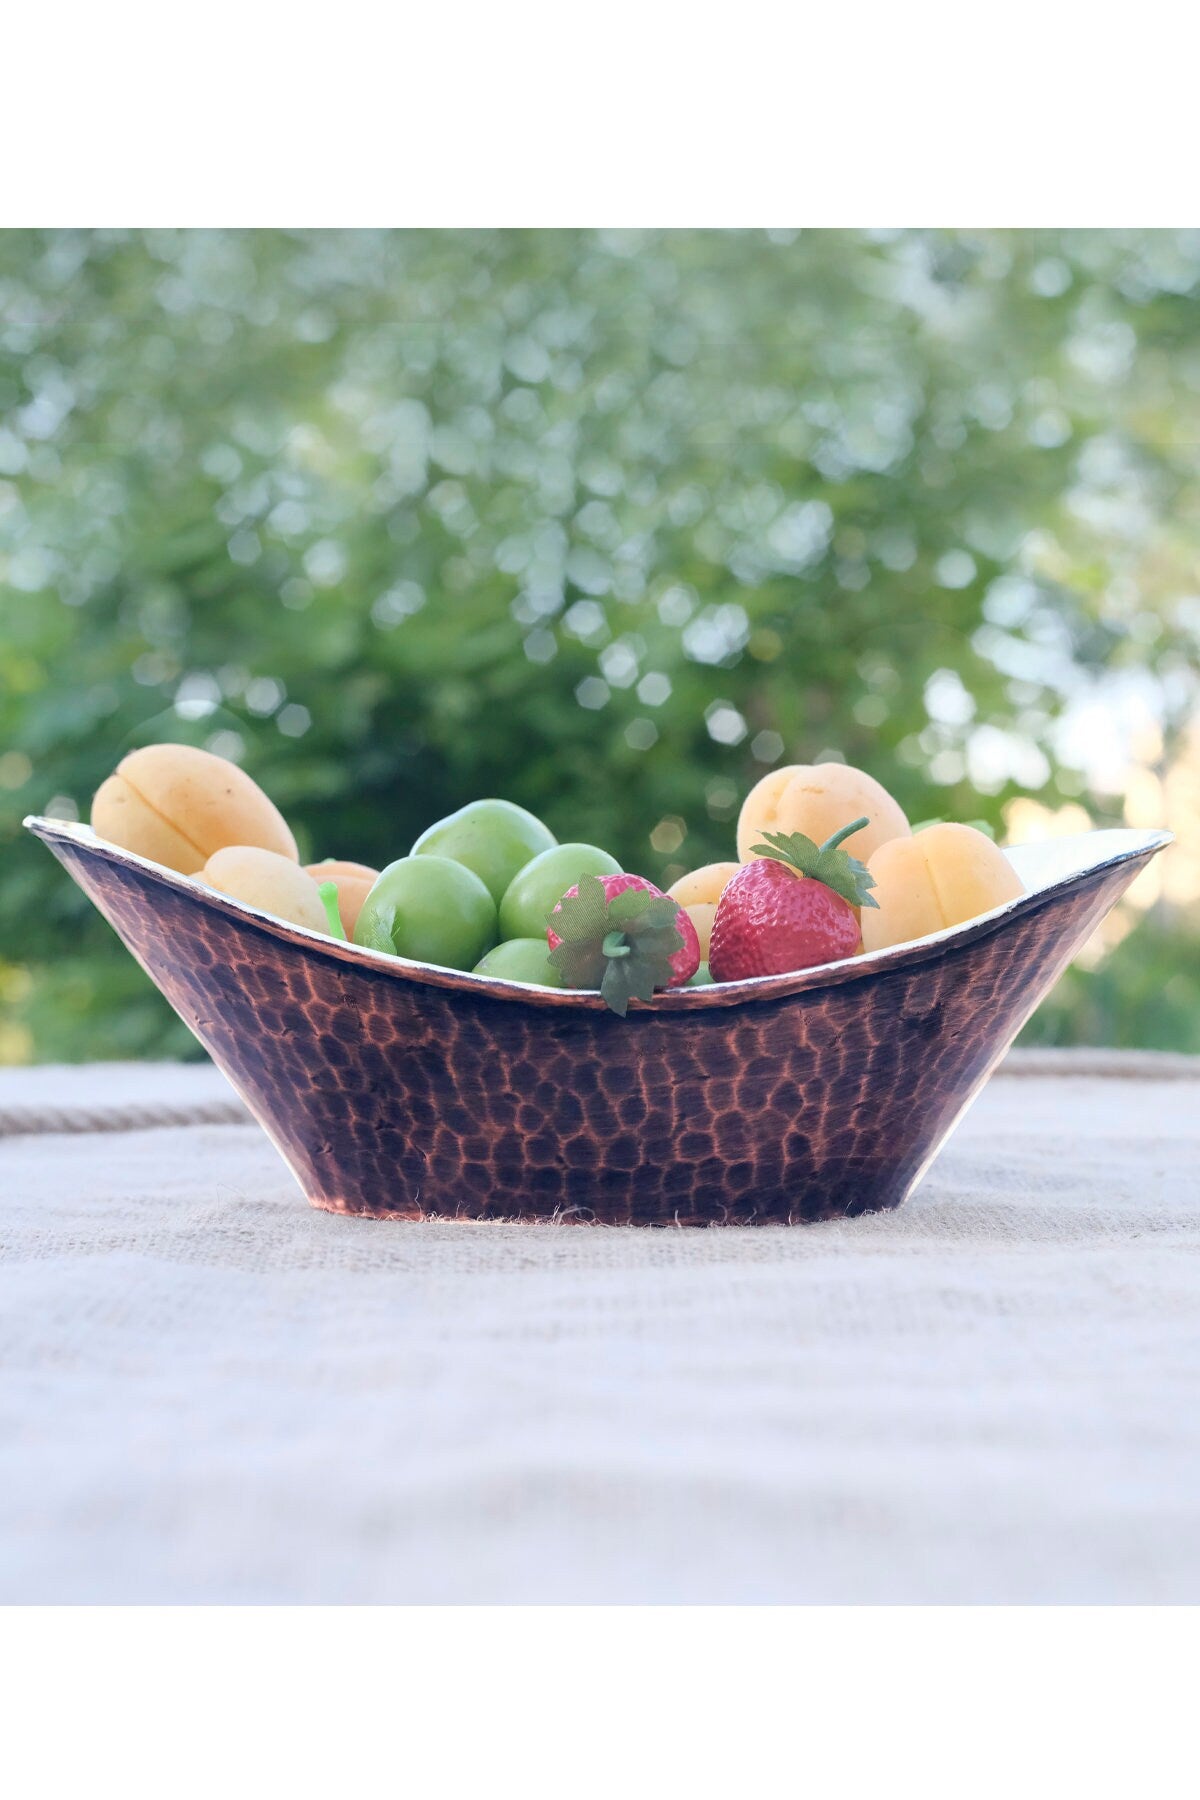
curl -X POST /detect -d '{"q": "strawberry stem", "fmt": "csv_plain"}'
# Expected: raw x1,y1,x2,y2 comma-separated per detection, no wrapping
819,815,869,854
602,930,631,959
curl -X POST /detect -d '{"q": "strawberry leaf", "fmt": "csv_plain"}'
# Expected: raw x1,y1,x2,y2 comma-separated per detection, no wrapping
600,939,671,1015
599,956,638,1017
752,816,880,910
632,895,685,931
548,938,606,987
550,873,609,942
606,885,655,925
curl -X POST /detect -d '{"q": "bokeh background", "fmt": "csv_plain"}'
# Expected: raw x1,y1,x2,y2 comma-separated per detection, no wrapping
1,228,1197,1061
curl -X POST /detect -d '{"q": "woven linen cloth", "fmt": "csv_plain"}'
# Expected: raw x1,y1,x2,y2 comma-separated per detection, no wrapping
2,1051,1198,1604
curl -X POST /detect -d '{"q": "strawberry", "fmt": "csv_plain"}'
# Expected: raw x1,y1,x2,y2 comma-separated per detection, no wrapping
708,816,878,982
547,872,701,1015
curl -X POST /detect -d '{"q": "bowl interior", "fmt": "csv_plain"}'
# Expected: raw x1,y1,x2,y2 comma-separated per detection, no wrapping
1003,829,1166,891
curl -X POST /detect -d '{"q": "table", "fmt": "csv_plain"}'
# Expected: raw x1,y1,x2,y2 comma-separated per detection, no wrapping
2,1051,1198,1603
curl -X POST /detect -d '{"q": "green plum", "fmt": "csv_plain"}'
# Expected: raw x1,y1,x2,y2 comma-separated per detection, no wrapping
473,938,564,987
354,855,497,970
499,842,622,940
686,962,715,986
412,798,556,906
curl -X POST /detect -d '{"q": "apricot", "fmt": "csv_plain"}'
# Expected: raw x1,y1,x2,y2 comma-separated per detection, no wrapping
737,763,909,867
202,846,327,932
861,823,1024,952
304,858,379,938
91,744,297,875
667,862,740,959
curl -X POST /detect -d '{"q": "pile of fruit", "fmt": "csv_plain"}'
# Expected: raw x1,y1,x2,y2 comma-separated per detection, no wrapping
89,745,1024,1014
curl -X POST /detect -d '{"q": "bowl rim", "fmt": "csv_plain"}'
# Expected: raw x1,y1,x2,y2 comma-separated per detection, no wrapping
26,814,1173,1015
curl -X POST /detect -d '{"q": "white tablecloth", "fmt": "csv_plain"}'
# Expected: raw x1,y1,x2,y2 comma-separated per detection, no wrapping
2,1052,1198,1603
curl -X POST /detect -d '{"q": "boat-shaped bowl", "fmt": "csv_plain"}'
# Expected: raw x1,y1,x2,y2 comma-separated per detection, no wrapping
27,815,1170,1226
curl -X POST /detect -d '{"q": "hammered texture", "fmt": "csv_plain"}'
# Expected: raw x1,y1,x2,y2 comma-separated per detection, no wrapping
36,827,1153,1226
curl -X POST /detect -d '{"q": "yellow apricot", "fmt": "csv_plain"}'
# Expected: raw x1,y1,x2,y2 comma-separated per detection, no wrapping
90,775,208,873
202,846,327,931
861,823,1024,952
92,744,297,874
304,858,380,937
667,862,740,959
737,762,910,866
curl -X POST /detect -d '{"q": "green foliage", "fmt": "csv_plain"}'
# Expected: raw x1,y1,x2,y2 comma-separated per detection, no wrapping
0,230,1197,1058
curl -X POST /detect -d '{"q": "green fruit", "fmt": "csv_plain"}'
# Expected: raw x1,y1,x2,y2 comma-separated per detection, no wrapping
687,962,714,986
499,842,622,940
412,798,556,906
473,938,564,987
354,855,497,970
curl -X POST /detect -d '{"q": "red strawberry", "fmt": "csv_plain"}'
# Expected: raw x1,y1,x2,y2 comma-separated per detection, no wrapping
708,816,877,982
547,872,700,1014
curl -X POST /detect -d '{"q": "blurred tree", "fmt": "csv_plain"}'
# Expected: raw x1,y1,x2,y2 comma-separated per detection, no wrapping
1,229,1197,1059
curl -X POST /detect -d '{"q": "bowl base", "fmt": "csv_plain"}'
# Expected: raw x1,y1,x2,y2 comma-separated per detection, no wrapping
304,1182,910,1228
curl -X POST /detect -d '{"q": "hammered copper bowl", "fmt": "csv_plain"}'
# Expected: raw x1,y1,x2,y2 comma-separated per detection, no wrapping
27,816,1170,1227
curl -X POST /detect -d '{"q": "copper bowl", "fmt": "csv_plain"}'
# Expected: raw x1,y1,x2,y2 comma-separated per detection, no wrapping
27,815,1170,1226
